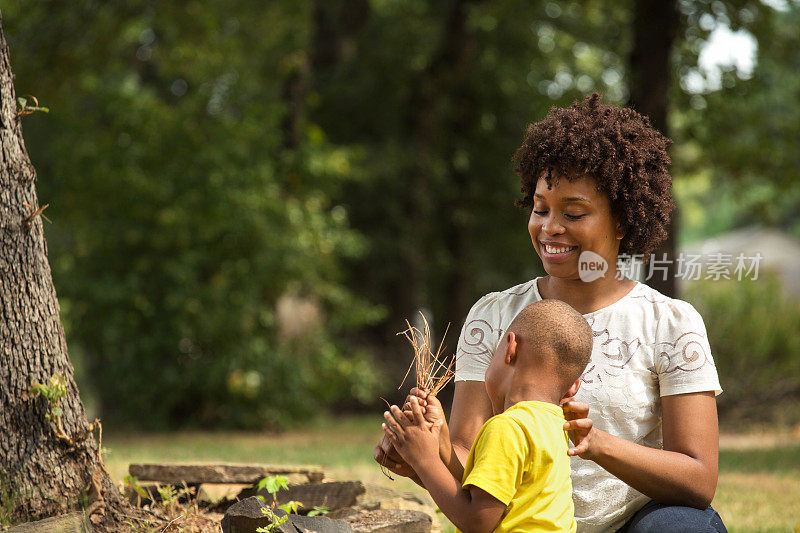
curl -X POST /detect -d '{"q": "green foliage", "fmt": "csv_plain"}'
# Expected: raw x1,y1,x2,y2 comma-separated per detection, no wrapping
308,506,330,517
15,95,49,116
4,0,385,428
683,274,800,412
317,0,626,327
4,0,799,429
156,484,178,507
256,507,288,533
29,374,67,422
255,475,295,532
253,474,326,525
258,475,289,497
672,2,800,240
123,475,148,500
278,501,302,515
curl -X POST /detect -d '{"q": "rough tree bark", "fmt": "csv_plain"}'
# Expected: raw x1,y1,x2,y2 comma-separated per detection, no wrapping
627,0,680,297
0,13,130,528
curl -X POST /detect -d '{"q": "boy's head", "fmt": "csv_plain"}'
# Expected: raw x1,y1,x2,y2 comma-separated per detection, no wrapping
485,299,592,413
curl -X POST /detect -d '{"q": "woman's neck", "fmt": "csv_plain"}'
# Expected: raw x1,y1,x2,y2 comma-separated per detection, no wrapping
537,273,637,315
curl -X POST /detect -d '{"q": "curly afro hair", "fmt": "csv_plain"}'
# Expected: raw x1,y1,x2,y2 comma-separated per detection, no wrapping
513,93,675,258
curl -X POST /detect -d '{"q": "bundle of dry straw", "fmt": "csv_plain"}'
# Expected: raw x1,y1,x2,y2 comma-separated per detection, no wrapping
397,313,456,397
379,314,457,479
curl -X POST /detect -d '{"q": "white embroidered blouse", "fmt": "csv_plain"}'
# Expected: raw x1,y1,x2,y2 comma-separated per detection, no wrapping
454,277,722,532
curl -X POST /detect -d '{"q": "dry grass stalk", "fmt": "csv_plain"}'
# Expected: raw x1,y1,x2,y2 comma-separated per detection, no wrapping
397,312,456,397
379,314,457,480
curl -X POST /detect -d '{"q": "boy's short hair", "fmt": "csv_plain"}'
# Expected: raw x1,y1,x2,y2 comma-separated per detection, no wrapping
507,299,592,392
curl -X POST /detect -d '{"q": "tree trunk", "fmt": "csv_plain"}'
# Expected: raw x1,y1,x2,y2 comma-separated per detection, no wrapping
627,0,680,297
0,13,128,528
399,0,481,327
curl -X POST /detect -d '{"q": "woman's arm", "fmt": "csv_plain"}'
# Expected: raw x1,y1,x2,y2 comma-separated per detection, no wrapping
564,391,719,509
447,381,494,467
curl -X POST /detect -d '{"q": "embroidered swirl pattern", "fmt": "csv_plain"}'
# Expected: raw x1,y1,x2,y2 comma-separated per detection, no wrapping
459,318,498,358
453,281,720,531
657,331,715,373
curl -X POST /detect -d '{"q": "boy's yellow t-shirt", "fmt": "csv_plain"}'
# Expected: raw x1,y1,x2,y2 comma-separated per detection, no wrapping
458,400,576,533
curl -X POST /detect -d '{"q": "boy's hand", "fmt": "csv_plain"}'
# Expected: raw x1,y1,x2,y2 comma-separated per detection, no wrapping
405,388,462,481
383,396,440,468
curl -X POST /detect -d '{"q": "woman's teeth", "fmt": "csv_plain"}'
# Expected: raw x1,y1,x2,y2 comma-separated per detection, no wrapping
544,245,576,254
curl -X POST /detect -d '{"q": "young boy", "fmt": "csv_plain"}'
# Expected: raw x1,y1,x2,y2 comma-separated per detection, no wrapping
382,299,592,533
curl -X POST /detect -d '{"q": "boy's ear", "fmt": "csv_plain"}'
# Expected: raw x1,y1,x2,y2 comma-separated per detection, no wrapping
563,378,581,400
504,331,518,365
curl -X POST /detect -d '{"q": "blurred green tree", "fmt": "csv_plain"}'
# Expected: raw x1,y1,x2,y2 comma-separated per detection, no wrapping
4,0,796,427
311,0,633,369
4,0,384,428
685,274,800,421
671,0,800,241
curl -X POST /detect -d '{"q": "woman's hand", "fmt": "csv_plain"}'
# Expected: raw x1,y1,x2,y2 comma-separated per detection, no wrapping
561,397,600,460
404,388,446,430
563,392,719,508
373,432,419,479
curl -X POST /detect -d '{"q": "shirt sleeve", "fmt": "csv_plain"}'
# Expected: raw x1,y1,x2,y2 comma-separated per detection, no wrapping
454,292,503,382
462,417,528,505
654,299,723,397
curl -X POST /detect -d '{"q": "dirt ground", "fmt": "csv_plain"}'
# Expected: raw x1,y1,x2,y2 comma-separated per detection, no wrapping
719,425,800,449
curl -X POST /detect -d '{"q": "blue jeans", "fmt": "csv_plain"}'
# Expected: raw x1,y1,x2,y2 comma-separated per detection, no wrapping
618,500,728,532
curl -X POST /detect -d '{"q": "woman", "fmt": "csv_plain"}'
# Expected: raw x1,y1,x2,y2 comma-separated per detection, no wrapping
375,94,726,532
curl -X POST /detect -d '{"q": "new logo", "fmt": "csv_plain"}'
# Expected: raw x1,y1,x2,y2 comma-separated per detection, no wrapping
578,251,608,282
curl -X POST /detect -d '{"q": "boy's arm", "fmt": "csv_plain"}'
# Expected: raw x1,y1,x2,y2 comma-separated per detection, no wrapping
405,389,465,482
384,400,505,533
413,454,505,533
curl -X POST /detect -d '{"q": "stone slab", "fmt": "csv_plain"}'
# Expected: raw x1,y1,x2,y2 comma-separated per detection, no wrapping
239,481,438,529
270,481,365,510
222,497,354,533
345,509,431,533
6,512,90,533
221,497,289,533
248,481,433,512
291,514,354,533
129,462,325,484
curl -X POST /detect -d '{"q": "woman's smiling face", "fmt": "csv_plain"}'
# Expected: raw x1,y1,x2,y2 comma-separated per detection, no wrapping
528,172,624,281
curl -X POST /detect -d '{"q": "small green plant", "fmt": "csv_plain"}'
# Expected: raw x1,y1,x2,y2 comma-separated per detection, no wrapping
257,507,288,532
29,374,102,451
29,374,67,423
308,506,330,517
258,475,289,502
15,95,49,117
157,483,178,507
255,475,312,532
123,475,149,506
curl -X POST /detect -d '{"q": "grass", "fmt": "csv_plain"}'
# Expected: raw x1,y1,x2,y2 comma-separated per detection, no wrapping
103,417,800,533
716,444,800,533
104,416,421,493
